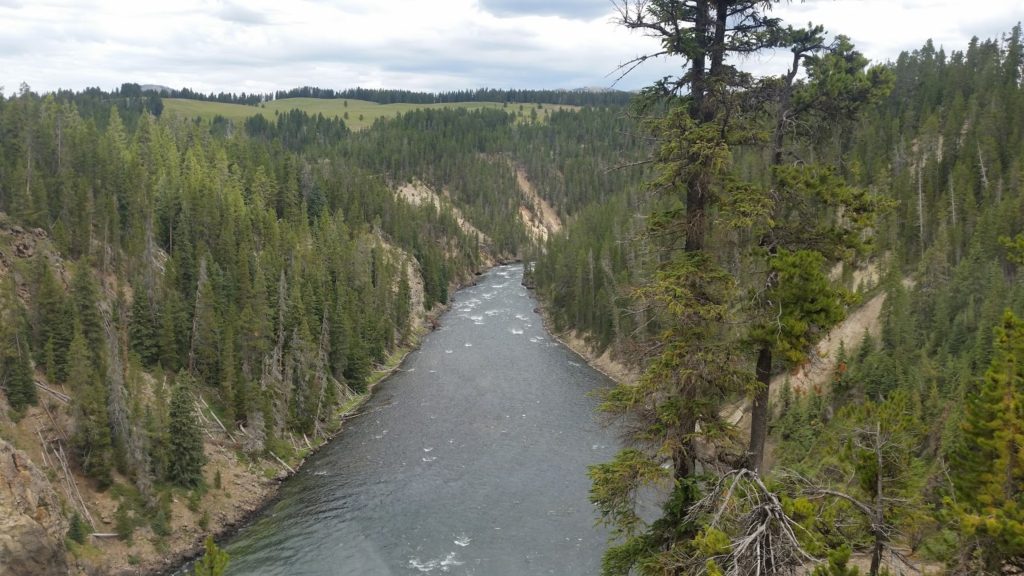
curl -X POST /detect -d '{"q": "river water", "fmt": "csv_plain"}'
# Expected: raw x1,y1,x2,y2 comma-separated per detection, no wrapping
221,264,620,575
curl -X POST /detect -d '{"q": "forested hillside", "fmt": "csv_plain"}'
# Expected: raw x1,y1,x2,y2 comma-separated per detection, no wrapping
0,88,483,574
533,9,1024,575
781,26,1024,572
0,86,642,573
2,12,1022,576
341,106,647,252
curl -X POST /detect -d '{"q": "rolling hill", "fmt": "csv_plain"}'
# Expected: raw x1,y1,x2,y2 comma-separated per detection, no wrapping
162,97,575,129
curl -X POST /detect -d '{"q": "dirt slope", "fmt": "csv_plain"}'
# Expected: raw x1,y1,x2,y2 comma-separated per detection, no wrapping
770,290,887,398
513,165,562,242
396,180,492,248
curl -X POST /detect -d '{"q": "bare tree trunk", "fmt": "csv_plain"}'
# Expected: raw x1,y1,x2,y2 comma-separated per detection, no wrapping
917,164,926,256
675,401,697,481
977,142,990,192
806,421,908,576
869,538,883,576
269,271,289,436
748,346,772,472
948,179,956,225
25,138,33,215
313,309,330,439
601,253,621,343
143,210,158,306
105,300,153,499
870,420,885,576
56,114,62,173
104,309,129,446
187,257,208,374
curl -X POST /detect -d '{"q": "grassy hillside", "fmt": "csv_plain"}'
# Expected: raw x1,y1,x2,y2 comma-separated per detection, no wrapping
163,97,575,129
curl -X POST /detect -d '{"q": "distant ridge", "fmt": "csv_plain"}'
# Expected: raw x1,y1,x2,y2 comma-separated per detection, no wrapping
272,86,634,107
136,83,635,108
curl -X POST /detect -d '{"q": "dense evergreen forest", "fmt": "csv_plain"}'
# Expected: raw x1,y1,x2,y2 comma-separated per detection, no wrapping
0,78,648,571
533,5,1024,573
2,6,1023,575
0,85,488,485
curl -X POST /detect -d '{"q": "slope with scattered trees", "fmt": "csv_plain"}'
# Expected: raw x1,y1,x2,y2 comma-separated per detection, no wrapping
533,1,1024,573
0,83,644,574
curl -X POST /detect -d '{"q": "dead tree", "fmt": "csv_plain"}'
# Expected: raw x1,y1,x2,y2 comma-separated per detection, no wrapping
187,256,209,374
104,293,154,500
796,421,921,576
684,468,818,575
313,307,350,439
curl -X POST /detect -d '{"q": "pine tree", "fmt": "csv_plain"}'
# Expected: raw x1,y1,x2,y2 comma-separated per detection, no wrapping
0,287,37,413
188,256,221,386
44,337,57,384
66,327,92,390
166,373,206,488
394,263,412,344
32,258,73,381
193,536,230,576
811,546,860,576
129,291,160,367
0,276,36,413
950,310,1024,567
589,3,791,570
67,512,89,545
1,334,37,411
71,359,113,487
71,263,104,358
219,322,237,424
744,37,894,472
159,281,185,373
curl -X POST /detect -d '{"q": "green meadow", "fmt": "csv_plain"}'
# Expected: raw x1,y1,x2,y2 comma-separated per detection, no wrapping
162,97,575,130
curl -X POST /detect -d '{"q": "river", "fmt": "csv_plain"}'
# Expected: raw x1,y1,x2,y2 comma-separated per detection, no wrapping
219,264,621,575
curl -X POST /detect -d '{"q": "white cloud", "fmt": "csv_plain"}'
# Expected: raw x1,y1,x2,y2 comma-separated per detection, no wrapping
0,0,1019,95
774,0,1020,65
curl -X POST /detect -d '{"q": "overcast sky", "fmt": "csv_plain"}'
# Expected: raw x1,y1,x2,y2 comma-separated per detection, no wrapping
1,0,1021,96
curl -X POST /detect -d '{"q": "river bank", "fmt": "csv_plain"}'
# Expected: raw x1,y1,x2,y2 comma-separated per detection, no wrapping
140,262,510,576
526,277,639,388
207,263,621,575
138,261,629,576
147,341,429,576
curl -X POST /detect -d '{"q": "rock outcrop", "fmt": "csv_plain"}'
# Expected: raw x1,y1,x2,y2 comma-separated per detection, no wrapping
0,439,68,576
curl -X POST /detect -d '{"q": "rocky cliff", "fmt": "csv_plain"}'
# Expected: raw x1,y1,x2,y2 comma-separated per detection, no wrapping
0,439,68,576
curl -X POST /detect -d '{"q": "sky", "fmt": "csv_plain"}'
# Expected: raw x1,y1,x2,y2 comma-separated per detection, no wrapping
1,0,1021,96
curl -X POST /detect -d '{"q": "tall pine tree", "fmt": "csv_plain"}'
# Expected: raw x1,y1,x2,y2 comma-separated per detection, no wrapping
951,311,1024,568
166,372,206,488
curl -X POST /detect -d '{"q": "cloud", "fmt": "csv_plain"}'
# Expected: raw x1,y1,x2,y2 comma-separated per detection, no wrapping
0,0,1019,97
774,0,1021,65
216,1,269,25
478,0,614,20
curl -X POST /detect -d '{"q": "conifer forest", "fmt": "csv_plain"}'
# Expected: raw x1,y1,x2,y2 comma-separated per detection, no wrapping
0,1,1023,575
